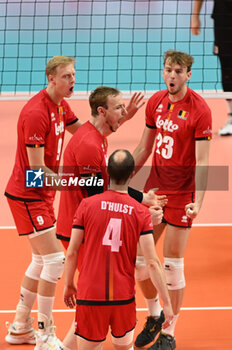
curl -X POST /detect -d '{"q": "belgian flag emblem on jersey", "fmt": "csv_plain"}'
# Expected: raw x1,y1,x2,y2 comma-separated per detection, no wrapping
178,110,189,120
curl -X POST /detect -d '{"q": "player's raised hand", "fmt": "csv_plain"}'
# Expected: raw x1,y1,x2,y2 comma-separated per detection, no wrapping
125,92,145,120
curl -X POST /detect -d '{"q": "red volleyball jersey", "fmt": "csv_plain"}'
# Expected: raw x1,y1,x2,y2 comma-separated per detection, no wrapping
56,121,108,241
144,87,212,194
5,89,78,204
73,190,153,304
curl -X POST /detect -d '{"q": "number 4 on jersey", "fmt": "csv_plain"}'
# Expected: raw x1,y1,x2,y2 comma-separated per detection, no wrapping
102,218,122,252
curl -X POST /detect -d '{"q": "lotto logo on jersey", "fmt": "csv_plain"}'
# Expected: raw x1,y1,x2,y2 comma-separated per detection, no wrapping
26,169,44,188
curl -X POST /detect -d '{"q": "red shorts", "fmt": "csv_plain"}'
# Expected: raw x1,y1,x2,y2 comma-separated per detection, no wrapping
163,192,195,228
7,197,55,236
75,301,136,342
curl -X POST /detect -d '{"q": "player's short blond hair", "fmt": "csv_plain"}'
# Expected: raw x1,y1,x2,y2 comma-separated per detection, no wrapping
89,86,121,117
45,56,75,77
164,50,194,72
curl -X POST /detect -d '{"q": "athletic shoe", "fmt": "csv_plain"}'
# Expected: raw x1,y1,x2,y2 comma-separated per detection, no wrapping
34,325,67,350
134,310,165,347
5,318,36,344
218,118,232,136
147,332,176,350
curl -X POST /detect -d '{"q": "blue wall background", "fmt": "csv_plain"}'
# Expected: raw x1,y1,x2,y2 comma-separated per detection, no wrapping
0,0,220,94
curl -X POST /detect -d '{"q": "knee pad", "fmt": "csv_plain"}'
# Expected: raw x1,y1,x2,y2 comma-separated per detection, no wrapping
164,257,185,290
112,329,134,346
40,252,65,283
25,253,43,281
135,256,149,281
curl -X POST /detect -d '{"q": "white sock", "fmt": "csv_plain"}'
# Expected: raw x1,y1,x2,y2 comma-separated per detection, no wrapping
162,314,179,337
37,294,55,330
15,287,37,323
19,286,37,310
145,295,162,317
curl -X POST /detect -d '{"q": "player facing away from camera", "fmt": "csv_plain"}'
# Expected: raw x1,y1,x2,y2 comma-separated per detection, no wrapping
4,56,83,350
133,50,212,350
64,149,174,350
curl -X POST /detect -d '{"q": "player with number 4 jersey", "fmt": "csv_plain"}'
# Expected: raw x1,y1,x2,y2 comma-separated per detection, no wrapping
64,150,173,349
73,190,152,303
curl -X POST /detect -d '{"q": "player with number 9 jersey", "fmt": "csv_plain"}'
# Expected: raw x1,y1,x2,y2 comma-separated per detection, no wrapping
5,89,78,205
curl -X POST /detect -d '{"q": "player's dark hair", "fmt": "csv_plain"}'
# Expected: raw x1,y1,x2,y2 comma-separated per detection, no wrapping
89,86,120,116
108,149,135,185
164,50,194,72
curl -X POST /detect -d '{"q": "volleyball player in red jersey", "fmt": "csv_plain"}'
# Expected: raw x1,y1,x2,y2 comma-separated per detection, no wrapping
57,86,164,350
133,51,212,350
56,86,160,248
4,56,82,350
64,149,174,350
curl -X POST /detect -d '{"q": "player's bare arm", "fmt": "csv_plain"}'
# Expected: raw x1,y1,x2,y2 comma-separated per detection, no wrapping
65,119,83,135
191,0,204,35
186,139,210,219
64,228,84,309
139,233,174,328
27,147,62,187
133,126,156,175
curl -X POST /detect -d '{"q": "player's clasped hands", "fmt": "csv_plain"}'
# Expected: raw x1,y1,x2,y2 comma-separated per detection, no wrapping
63,284,77,309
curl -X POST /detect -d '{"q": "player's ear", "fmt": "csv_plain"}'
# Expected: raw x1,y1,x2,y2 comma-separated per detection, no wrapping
97,106,106,116
186,71,192,82
48,74,55,85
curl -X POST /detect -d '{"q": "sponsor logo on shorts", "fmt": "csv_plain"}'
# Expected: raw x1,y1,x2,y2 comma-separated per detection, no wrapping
26,168,44,188
181,215,188,223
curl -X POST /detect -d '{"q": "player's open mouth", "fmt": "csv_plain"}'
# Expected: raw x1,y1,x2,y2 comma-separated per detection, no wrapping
69,87,74,92
170,83,175,87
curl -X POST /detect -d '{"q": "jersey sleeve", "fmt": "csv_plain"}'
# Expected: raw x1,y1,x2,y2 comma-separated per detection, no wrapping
145,97,157,128
24,110,49,147
76,142,104,175
140,207,154,236
194,103,212,140
72,199,86,229
63,101,78,126
145,91,167,129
